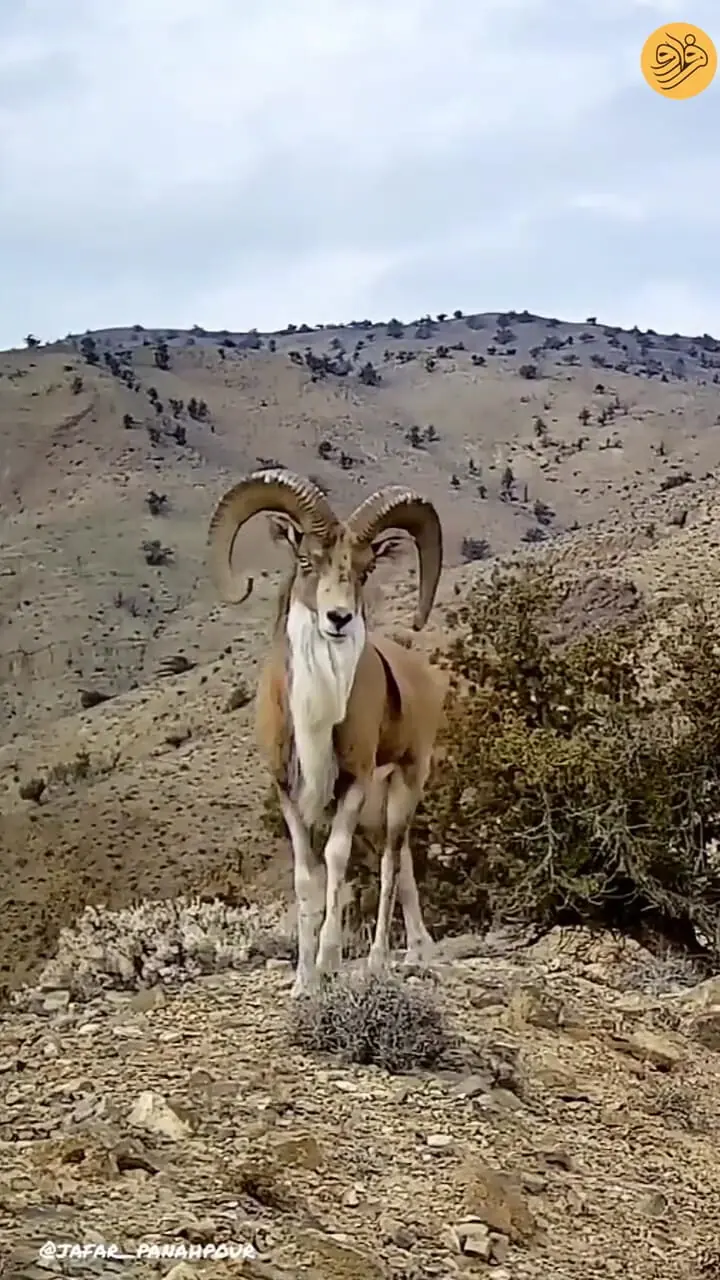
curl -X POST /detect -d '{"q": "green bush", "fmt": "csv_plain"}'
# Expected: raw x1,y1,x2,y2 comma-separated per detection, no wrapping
415,565,720,957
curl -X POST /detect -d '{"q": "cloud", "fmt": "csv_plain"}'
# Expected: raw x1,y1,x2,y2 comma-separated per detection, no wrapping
1,0,719,346
567,193,649,223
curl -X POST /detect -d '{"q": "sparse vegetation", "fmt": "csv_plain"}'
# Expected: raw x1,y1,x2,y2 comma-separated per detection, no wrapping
141,538,173,566
154,340,171,371
461,536,491,562
289,972,448,1072
413,565,720,959
19,899,275,1000
80,335,100,365
146,490,168,515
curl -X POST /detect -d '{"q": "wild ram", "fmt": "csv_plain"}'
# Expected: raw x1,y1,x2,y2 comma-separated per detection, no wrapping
207,468,447,997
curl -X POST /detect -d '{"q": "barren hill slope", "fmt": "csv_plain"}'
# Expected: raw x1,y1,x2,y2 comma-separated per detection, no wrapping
2,309,720,743
1,306,720,999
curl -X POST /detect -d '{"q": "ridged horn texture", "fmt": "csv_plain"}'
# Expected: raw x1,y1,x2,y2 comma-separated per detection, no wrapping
347,486,443,630
207,468,337,602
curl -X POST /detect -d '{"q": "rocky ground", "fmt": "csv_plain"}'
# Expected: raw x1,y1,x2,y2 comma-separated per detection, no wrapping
2,916,720,1280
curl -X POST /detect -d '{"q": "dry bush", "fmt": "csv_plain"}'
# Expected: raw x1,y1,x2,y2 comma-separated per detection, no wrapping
290,972,448,1072
413,564,720,959
18,898,289,1002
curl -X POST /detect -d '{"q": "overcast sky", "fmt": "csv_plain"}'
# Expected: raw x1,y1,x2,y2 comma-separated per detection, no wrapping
1,0,718,349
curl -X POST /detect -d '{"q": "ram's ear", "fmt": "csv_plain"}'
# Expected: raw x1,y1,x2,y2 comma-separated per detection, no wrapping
267,513,302,554
370,531,405,564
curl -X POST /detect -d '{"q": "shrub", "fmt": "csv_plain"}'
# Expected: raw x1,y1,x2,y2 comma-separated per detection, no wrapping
289,972,448,1072
154,340,171,370
461,536,491,563
17,898,287,1001
142,538,173,566
146,489,168,515
413,564,720,959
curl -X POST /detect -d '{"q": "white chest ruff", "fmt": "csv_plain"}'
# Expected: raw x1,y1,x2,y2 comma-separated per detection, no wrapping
286,600,365,826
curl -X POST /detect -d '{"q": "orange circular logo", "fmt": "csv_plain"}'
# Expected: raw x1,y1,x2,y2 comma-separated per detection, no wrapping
641,23,716,98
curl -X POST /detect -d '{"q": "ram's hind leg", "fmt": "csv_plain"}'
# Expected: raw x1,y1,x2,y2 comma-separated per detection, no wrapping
398,829,434,968
369,761,434,972
368,768,425,973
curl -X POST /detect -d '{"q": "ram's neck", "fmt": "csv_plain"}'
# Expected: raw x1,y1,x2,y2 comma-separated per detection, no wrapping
283,597,366,825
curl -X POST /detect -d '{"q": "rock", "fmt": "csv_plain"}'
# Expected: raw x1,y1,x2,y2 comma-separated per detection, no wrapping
485,1086,527,1113
72,1092,102,1123
508,984,564,1030
617,1027,684,1071
239,1262,300,1280
450,1219,492,1259
127,1091,192,1141
130,987,165,1013
293,1228,389,1279
378,1215,415,1250
490,1231,510,1262
112,1022,145,1039
638,1191,669,1218
177,1216,218,1243
425,1132,453,1149
541,1147,575,1172
685,1009,720,1051
42,990,70,1014
269,1131,324,1170
521,1171,549,1194
165,1266,196,1280
447,1072,492,1098
433,933,487,961
671,975,720,1011
457,1158,537,1243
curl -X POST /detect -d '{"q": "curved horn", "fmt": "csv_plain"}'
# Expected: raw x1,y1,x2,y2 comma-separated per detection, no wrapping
207,468,337,602
347,486,442,630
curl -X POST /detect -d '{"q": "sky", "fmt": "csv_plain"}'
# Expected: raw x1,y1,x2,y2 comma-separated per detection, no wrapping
1,0,719,349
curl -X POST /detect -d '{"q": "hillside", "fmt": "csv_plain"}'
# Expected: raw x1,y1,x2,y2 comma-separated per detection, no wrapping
3,309,720,741
3,307,720,1279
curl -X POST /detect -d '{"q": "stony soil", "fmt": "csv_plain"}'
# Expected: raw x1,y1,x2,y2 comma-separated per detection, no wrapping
2,926,720,1280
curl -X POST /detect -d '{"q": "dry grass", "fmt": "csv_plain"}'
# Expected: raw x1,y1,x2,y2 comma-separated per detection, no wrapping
289,970,449,1072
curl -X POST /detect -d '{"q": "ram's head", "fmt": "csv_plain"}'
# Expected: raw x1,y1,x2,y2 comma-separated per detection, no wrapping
207,468,442,641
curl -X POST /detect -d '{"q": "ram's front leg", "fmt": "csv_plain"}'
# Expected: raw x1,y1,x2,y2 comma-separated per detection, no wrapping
315,779,366,977
278,789,325,998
